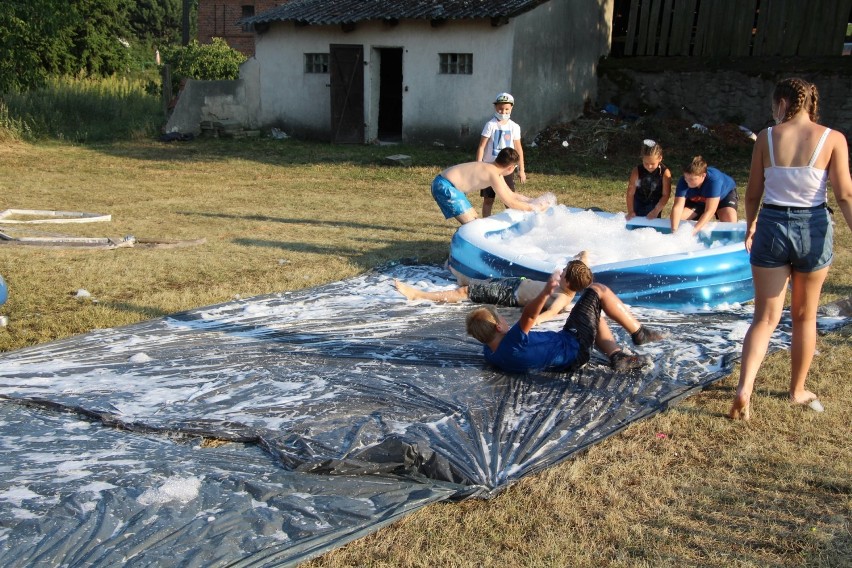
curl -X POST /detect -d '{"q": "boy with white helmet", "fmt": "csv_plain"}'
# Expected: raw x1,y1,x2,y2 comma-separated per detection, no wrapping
476,92,526,217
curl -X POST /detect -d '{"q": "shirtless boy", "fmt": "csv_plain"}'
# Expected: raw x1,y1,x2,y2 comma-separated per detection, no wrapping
431,147,548,224
394,252,589,326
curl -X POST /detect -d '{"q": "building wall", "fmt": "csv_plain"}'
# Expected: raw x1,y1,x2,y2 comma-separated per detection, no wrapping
247,0,613,144
197,0,284,56
252,19,516,143
511,0,614,137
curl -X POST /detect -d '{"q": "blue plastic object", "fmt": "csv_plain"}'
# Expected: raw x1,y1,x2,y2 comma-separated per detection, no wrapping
449,209,754,311
0,274,7,306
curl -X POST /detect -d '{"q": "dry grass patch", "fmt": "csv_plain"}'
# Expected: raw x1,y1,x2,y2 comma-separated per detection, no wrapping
1,137,850,567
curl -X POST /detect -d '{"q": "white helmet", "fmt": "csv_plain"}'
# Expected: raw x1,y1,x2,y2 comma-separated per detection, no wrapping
493,92,514,105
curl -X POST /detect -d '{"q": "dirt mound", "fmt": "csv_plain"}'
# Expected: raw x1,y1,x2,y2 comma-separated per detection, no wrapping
533,114,756,161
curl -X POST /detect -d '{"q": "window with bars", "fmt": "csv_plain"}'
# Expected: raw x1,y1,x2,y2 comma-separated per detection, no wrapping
304,53,329,74
439,53,473,75
240,5,255,32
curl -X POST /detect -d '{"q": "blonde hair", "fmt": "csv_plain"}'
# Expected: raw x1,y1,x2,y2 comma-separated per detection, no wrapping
683,155,707,176
773,77,819,122
466,306,500,344
563,260,593,292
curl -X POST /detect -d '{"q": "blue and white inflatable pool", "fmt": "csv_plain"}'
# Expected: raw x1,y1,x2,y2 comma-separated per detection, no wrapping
449,208,753,311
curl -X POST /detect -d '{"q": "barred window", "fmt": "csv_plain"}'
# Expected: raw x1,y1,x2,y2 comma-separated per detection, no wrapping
439,53,473,75
304,53,329,74
240,6,254,32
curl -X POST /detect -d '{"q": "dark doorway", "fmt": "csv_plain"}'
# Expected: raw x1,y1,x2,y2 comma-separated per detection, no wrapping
377,48,403,142
329,44,365,144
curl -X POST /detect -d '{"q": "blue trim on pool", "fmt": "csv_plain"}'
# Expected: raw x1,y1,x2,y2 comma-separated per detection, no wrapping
449,209,754,310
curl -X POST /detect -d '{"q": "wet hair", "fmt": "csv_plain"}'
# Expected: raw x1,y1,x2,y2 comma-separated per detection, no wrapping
773,77,819,122
640,139,663,159
683,155,707,176
494,147,520,167
563,260,593,292
466,306,501,344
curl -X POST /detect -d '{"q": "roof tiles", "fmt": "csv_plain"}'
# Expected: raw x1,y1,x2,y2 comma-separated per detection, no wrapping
244,0,549,26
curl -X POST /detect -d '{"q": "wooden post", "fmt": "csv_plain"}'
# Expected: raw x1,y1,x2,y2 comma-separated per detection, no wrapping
161,64,173,118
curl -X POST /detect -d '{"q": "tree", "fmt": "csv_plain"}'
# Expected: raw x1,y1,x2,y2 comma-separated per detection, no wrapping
128,0,184,46
0,0,134,92
162,38,246,88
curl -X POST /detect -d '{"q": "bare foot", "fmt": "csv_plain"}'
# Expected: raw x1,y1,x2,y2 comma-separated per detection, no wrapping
789,390,819,405
393,279,420,300
573,250,589,264
790,391,824,412
728,396,750,421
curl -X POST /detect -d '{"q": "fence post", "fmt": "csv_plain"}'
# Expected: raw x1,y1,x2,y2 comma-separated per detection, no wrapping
161,64,173,119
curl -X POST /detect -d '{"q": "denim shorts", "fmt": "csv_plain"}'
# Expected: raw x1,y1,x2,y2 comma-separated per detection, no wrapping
750,205,833,272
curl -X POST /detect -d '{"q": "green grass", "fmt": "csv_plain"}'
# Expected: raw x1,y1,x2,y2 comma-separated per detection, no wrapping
1,132,850,567
0,75,163,142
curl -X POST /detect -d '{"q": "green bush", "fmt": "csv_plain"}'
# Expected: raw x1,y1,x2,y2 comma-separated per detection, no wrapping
161,38,246,91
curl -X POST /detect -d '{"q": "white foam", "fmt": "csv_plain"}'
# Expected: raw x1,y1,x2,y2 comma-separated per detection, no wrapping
137,476,201,505
128,353,153,363
491,207,707,267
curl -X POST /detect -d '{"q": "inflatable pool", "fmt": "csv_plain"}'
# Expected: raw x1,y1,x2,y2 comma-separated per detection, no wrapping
449,208,753,310
0,273,7,306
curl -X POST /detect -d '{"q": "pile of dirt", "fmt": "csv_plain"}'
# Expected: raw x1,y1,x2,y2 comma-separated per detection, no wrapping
533,113,757,161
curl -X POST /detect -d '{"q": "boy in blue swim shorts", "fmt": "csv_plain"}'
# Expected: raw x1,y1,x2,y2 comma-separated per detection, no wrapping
431,148,548,224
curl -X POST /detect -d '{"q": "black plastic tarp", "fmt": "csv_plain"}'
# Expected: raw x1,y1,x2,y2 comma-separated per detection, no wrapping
1,263,846,566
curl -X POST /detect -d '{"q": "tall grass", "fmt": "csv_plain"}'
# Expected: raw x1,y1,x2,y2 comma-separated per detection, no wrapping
0,75,163,143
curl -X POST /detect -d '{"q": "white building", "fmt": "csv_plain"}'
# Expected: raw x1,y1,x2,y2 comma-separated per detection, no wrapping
239,0,614,144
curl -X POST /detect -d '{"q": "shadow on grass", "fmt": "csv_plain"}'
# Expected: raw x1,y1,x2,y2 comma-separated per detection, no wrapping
96,300,172,320
179,211,401,232
232,238,449,266
87,136,473,170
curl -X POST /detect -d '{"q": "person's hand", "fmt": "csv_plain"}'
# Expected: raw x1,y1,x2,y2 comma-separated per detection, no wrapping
626,211,636,220
546,270,561,293
518,171,527,184
744,225,756,252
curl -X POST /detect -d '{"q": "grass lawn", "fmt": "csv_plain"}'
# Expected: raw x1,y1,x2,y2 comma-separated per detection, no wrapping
1,133,850,567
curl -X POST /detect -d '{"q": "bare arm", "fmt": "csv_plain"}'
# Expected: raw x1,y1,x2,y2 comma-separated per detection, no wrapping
827,130,852,232
649,168,672,220
625,168,638,219
670,196,686,232
691,196,720,234
492,175,538,211
518,273,560,334
514,139,526,183
534,290,575,325
476,136,488,162
744,130,768,251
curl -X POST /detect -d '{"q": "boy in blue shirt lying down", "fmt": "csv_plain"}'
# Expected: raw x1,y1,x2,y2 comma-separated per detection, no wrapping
465,259,665,373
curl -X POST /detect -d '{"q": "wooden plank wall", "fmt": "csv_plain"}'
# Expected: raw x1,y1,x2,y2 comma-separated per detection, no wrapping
622,0,852,57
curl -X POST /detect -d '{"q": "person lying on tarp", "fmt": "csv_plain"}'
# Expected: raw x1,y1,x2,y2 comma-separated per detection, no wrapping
465,259,666,373
394,252,589,326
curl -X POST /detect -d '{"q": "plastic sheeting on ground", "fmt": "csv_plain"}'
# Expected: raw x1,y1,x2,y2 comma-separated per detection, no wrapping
1,263,848,567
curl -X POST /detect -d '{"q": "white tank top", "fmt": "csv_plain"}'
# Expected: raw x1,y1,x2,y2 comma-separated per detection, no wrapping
763,127,831,207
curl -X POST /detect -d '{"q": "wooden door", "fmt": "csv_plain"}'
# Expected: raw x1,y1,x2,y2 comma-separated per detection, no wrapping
329,44,365,144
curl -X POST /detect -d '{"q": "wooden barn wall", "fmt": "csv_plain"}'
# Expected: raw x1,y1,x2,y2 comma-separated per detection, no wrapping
621,0,852,57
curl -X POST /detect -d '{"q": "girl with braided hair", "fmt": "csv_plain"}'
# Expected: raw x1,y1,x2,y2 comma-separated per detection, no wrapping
730,77,852,420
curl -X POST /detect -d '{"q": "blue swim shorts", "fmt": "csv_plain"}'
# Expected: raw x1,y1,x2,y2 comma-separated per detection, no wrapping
431,175,473,219
750,205,833,272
